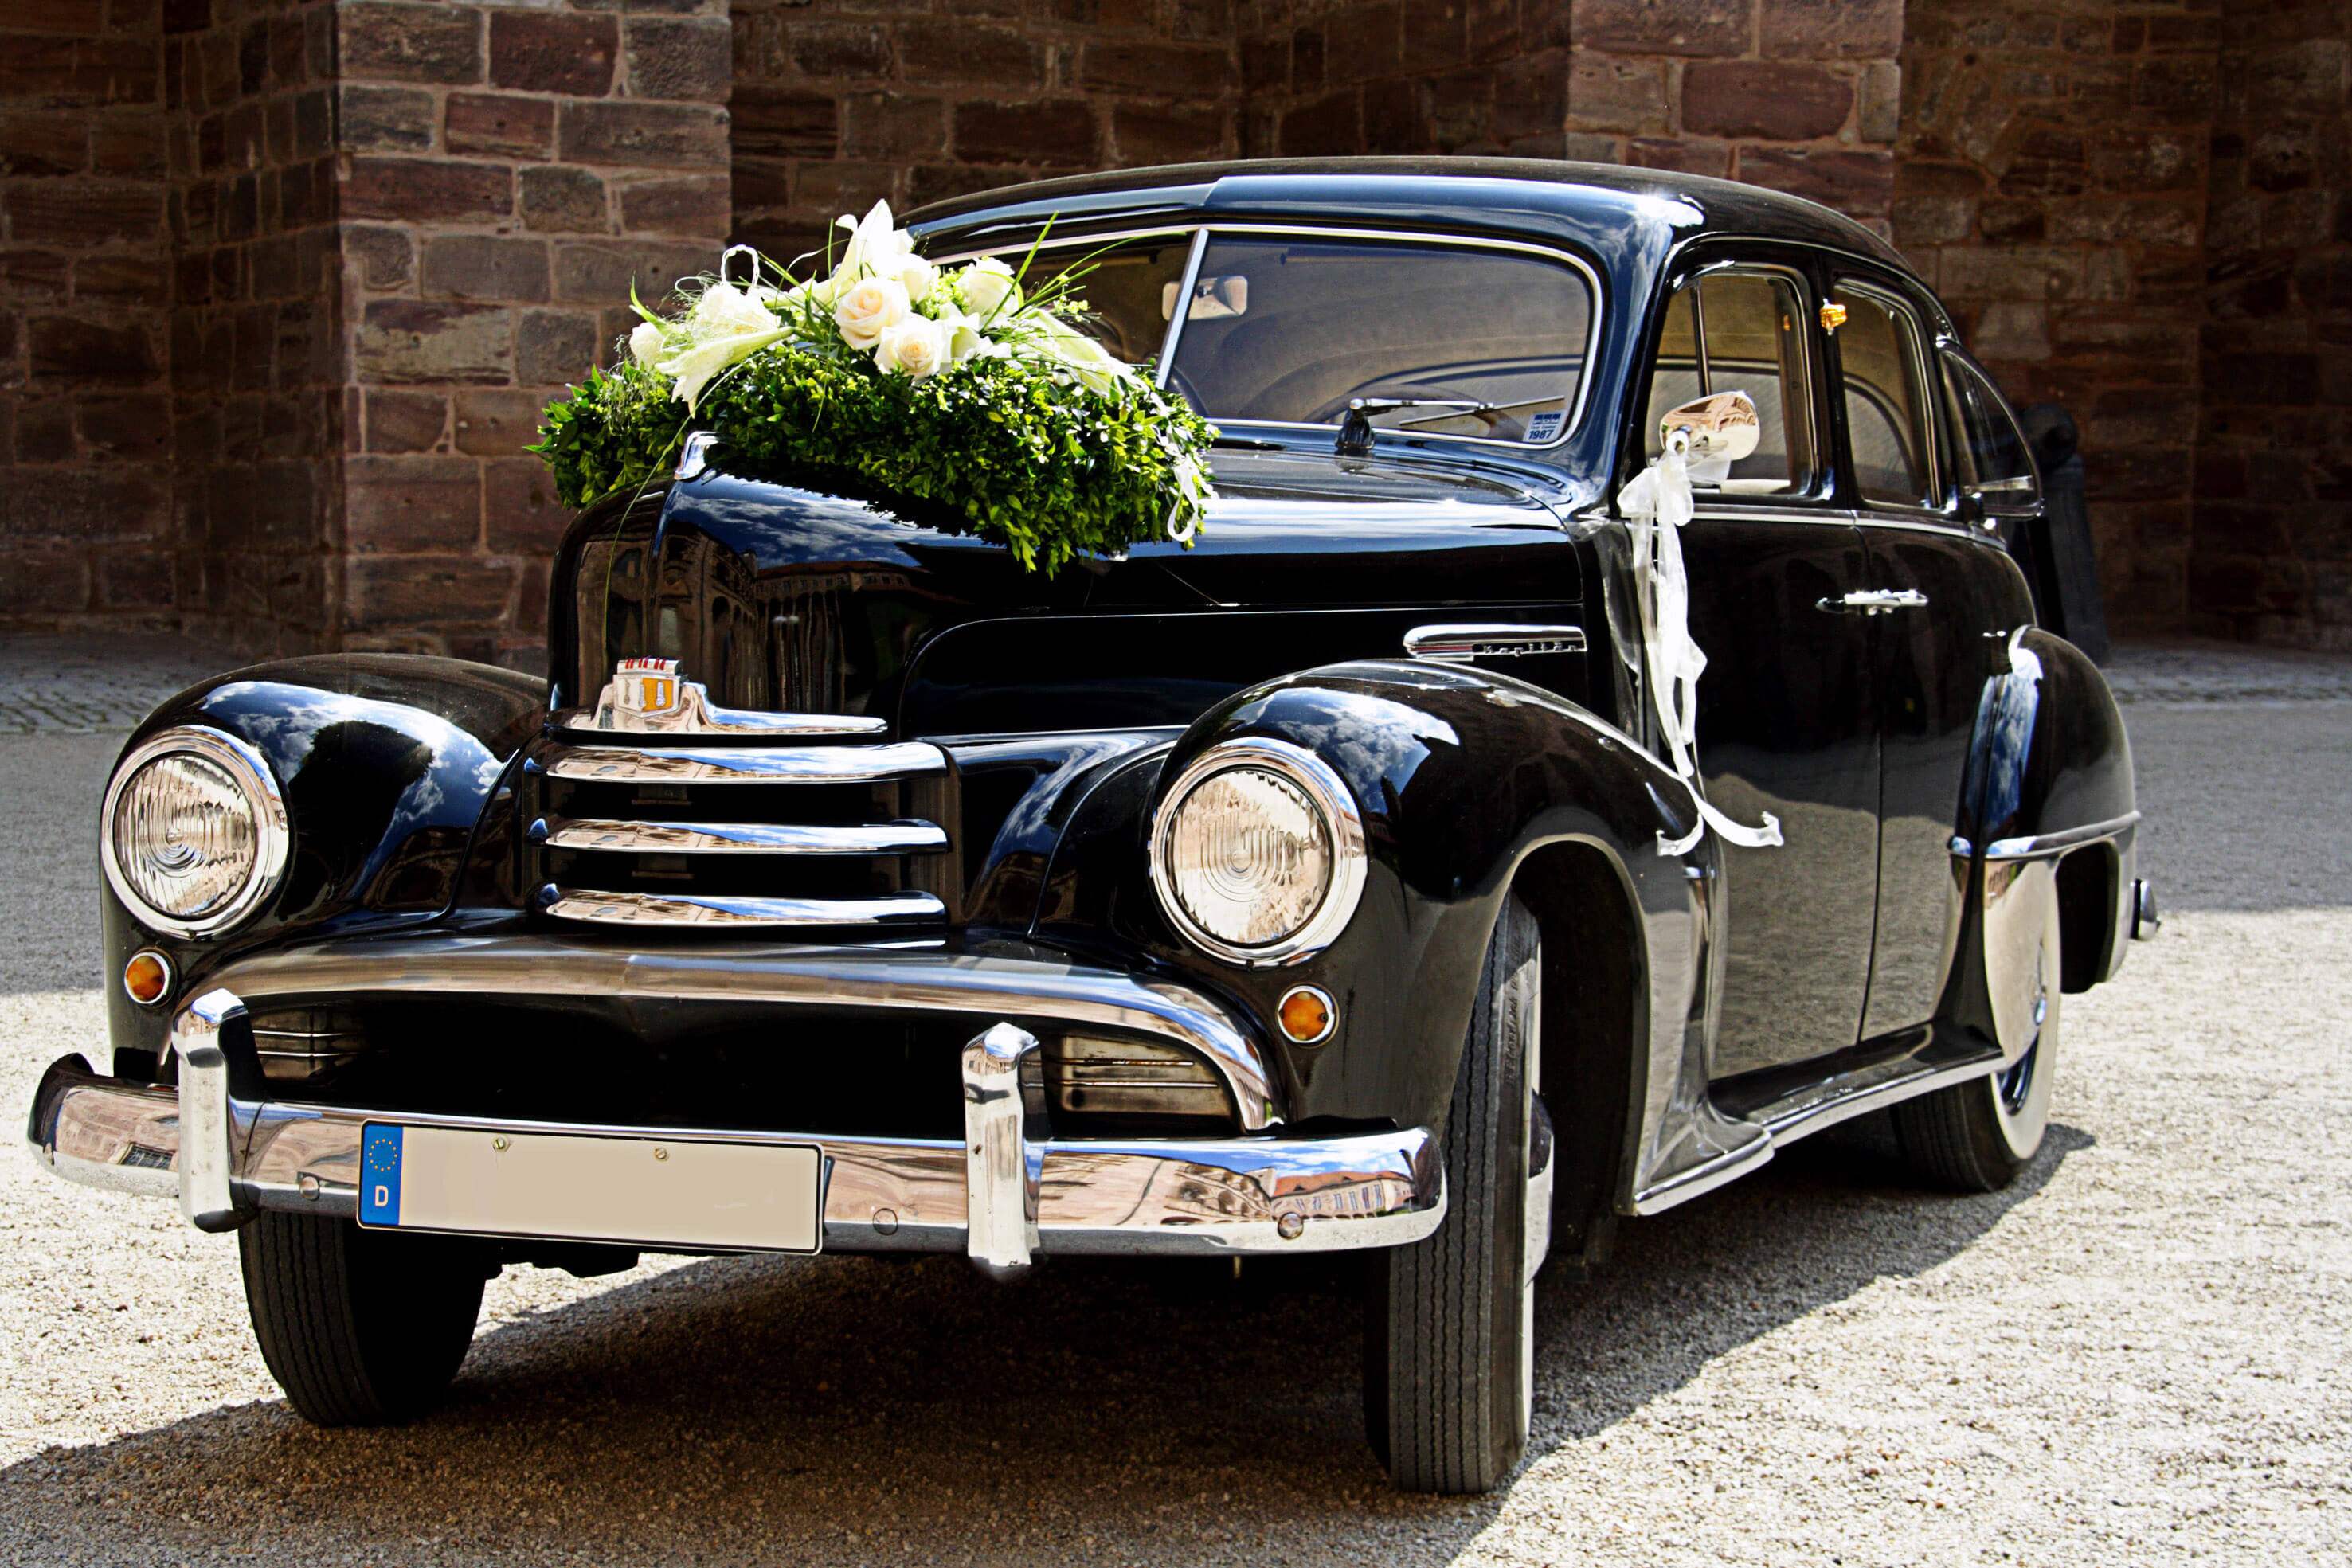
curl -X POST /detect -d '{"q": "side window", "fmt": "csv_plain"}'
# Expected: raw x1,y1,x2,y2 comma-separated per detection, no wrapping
1642,270,1817,495
1831,284,1935,507
1942,354,2041,514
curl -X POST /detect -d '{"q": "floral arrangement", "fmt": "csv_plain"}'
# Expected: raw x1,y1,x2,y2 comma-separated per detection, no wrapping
534,201,1216,573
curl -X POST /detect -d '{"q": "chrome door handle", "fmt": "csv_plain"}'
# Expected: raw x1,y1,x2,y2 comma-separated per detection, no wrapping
1816,589,1928,616
1404,623,1587,662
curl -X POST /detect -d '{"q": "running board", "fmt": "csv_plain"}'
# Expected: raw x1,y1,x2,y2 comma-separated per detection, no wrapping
1631,1029,2004,1216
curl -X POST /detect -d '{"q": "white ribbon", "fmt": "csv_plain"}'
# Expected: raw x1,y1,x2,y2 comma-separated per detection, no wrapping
1617,429,1784,856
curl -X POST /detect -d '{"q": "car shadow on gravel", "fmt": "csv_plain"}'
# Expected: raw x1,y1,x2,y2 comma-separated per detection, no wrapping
1,1120,2088,1566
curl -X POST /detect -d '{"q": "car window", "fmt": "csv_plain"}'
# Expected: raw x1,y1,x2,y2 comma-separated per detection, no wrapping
1832,284,1935,507
1164,234,1592,444
1012,235,1195,367
1641,270,1818,495
1942,354,2041,514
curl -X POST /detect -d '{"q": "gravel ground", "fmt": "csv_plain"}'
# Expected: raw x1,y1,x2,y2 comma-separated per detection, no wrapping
2,639,2346,1566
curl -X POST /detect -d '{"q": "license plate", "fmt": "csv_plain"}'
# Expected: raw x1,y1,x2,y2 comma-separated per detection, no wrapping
357,1124,821,1253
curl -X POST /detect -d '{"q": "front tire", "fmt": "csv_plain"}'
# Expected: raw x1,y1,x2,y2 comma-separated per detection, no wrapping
1365,894,1546,1493
238,1213,490,1425
1895,873,2060,1191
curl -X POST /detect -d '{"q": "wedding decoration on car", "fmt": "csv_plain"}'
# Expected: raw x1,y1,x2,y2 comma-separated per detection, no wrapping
1616,404,1786,855
534,201,1216,574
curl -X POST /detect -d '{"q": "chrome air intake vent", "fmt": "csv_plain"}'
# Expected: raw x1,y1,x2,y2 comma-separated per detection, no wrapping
526,661,957,930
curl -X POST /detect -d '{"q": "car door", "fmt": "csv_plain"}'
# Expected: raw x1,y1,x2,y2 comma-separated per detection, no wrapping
1640,257,1883,1080
1826,276,2037,1039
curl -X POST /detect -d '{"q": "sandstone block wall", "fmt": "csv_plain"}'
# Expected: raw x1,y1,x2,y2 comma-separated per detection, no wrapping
1,0,2346,659
726,0,1240,263
336,0,732,666
0,0,174,631
1236,0,1904,230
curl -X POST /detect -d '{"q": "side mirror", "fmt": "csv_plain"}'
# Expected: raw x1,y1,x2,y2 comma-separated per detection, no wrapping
1658,391,1759,483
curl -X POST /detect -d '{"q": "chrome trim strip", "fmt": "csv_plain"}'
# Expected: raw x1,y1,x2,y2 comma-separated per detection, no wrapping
173,989,248,1231
33,1066,1441,1255
1629,1130,1773,1216
1156,226,1210,393
1403,623,1588,662
1757,1054,1999,1147
181,935,1278,1131
1148,736,1370,968
100,727,292,940
538,887,946,928
1984,811,2143,862
542,741,945,784
533,817,948,856
963,1023,1041,1276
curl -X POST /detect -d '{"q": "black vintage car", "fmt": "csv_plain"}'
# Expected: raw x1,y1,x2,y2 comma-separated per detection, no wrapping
30,159,2151,1494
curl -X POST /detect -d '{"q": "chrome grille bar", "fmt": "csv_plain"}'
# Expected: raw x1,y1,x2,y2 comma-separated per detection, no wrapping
538,887,946,928
542,741,945,785
532,816,949,856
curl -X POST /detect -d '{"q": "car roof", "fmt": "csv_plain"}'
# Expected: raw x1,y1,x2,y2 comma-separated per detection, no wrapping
905,156,1910,275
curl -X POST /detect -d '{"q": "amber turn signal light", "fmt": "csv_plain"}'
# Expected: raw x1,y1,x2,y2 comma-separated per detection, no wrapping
122,949,173,1007
1277,984,1336,1045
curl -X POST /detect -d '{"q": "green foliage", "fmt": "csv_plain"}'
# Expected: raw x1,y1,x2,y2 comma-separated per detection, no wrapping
534,332,1215,576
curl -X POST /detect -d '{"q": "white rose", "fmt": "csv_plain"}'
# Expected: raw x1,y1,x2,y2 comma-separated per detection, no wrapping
833,276,910,350
873,315,950,380
628,320,665,366
956,257,1019,320
896,252,937,304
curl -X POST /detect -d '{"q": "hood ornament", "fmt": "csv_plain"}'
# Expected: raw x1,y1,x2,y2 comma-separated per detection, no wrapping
565,659,886,738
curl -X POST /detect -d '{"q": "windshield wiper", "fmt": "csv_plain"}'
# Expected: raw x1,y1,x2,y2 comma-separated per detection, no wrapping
1336,395,1560,454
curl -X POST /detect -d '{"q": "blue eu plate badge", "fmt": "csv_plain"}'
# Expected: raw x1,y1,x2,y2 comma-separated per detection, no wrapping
359,1124,403,1226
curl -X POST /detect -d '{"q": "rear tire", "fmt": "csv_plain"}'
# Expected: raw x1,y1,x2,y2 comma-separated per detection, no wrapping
1895,875,2060,1191
1365,894,1544,1493
238,1213,490,1425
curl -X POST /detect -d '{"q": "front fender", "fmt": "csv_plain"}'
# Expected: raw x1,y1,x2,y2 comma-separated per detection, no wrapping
1043,659,1712,1163
104,655,546,1071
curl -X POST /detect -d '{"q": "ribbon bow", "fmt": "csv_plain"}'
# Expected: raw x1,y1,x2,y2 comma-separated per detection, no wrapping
1617,428,1784,856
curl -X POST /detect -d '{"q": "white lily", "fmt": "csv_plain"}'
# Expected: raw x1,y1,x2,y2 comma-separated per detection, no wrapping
830,199,914,288
654,280,788,412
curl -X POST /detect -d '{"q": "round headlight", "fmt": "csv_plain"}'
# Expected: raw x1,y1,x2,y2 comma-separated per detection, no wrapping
1149,737,1367,966
101,728,288,938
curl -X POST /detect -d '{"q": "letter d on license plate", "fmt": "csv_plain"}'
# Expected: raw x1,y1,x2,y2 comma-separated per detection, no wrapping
356,1122,820,1252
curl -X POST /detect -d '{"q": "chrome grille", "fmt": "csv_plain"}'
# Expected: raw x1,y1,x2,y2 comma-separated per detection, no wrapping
526,727,957,931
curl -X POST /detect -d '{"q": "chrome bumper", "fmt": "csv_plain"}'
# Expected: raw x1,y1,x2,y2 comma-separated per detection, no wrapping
27,1023,1443,1269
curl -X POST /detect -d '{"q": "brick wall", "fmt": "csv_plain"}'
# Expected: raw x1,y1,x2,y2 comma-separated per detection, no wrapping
726,0,1240,260
337,0,734,667
2194,0,2350,648
1896,0,2218,639
1235,0,1905,233
167,0,344,655
0,0,174,630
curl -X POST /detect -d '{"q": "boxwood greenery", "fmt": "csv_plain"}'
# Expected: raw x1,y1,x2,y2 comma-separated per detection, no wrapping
534,332,1217,577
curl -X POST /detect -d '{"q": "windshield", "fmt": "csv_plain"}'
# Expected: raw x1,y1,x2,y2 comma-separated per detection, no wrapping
1164,234,1592,444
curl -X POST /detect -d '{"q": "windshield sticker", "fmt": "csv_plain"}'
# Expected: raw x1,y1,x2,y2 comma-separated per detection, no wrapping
1524,410,1563,444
